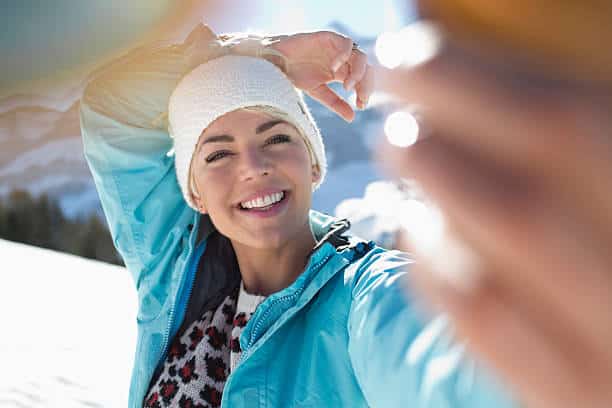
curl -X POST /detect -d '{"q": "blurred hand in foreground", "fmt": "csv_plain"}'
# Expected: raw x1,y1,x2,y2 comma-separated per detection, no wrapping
375,42,612,408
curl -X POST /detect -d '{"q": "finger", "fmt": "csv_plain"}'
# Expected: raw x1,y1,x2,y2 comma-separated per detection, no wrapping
374,60,593,176
409,264,606,408
308,84,354,122
374,61,612,238
333,62,350,83
328,34,353,73
383,137,612,362
343,49,368,92
354,65,374,109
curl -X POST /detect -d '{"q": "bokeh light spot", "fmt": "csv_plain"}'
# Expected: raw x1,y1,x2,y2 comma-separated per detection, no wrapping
375,31,404,69
384,111,420,147
375,21,442,69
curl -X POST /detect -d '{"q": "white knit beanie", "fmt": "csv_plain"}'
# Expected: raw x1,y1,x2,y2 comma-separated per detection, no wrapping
168,55,327,210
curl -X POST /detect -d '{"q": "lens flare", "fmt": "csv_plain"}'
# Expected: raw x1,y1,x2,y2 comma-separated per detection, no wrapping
384,111,419,147
375,21,443,69
398,199,445,254
375,31,404,69
397,21,442,68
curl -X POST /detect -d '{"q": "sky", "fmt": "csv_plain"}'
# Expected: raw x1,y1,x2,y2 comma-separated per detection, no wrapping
241,0,415,37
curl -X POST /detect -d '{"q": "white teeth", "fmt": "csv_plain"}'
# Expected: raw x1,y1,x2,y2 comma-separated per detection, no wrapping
241,192,284,209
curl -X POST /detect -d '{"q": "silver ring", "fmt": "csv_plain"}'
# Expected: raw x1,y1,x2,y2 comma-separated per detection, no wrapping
352,41,360,51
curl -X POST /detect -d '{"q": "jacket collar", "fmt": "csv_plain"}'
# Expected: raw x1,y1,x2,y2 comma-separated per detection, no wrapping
309,210,351,251
238,211,373,353
182,210,353,325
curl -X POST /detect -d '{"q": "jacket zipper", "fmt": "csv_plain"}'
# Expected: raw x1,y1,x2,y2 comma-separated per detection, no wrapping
220,252,334,407
156,241,203,373
240,252,333,363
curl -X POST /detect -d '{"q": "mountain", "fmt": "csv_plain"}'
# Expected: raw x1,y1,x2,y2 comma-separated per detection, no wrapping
0,239,136,407
0,98,101,218
0,25,394,219
0,79,88,114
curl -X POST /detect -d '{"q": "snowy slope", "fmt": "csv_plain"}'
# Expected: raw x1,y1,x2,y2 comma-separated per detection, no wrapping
0,239,137,407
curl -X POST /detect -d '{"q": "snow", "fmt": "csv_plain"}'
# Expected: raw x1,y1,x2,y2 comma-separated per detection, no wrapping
0,239,137,407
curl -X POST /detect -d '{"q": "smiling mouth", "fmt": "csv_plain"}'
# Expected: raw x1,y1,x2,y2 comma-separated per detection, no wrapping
238,191,289,212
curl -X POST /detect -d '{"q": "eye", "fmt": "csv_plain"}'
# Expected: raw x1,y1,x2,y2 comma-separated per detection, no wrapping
264,134,291,146
205,150,232,163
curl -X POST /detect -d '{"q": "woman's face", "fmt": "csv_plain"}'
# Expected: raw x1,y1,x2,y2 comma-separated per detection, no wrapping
190,108,320,249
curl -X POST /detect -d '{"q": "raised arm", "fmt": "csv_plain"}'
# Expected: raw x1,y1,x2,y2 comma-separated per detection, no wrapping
347,248,521,407
80,24,221,285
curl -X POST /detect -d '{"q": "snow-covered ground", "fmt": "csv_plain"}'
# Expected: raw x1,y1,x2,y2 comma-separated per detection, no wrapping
0,239,137,407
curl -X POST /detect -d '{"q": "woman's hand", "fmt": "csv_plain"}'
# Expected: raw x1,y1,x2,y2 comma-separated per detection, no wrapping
375,54,612,408
268,31,374,122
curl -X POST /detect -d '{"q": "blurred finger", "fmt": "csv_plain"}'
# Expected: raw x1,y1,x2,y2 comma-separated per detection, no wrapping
374,61,612,237
374,60,603,177
308,84,354,122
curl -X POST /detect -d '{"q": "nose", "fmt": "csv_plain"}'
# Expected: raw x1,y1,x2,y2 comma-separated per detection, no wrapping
238,148,271,181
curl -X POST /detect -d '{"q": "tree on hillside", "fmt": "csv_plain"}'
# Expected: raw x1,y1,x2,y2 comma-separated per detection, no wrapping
0,190,123,265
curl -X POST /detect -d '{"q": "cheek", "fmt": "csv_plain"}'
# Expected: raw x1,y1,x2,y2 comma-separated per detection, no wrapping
271,147,313,183
194,167,234,211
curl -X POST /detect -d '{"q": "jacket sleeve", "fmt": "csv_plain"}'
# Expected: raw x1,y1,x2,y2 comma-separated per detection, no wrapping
79,24,285,287
347,248,521,408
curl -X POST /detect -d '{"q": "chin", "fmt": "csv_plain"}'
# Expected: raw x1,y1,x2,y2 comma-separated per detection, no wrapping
223,219,305,251
244,228,292,249
214,203,311,250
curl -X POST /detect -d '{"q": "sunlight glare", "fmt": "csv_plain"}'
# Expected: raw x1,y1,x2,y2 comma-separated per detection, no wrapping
397,21,442,67
398,199,445,254
375,31,404,69
376,21,442,69
384,111,420,147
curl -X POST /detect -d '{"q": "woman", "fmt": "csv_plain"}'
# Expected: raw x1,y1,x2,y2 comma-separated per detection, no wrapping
80,24,518,407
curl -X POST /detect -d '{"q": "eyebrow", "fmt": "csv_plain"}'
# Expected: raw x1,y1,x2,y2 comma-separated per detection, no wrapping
198,119,291,148
256,119,288,134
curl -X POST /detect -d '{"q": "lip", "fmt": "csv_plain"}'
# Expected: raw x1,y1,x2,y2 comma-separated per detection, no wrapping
236,190,290,219
235,188,287,208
